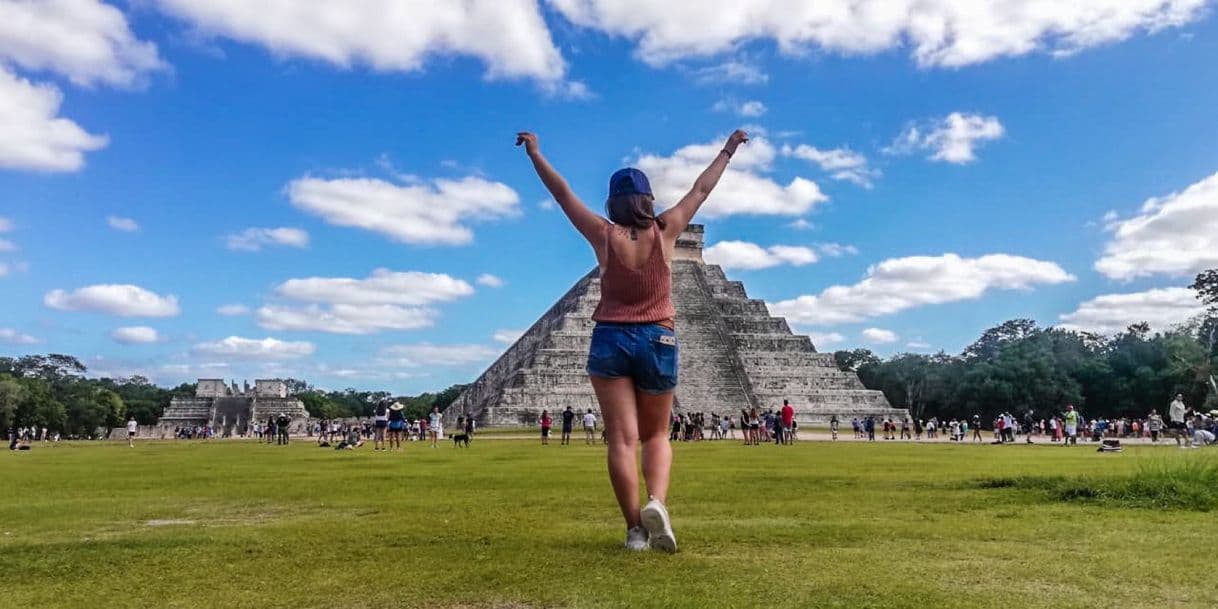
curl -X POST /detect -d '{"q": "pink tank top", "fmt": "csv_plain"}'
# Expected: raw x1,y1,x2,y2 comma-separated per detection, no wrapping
592,223,675,323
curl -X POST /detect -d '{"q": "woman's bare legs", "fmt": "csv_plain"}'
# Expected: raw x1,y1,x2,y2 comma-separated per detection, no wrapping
636,388,674,503
592,376,676,528
593,376,641,527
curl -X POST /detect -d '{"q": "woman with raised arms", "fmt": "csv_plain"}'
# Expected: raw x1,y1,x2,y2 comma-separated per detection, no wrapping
515,129,748,552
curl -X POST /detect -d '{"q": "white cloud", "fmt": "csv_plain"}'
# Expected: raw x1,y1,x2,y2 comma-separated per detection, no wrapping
712,98,767,117
111,326,160,344
287,175,520,246
782,144,878,188
689,58,768,85
256,304,438,335
379,343,498,367
44,284,180,317
907,340,932,349
216,304,250,316
0,327,39,345
1094,171,1218,281
192,336,315,359
549,1,1206,68
0,0,165,87
0,238,15,252
224,227,310,251
769,253,1075,325
476,273,505,288
1058,287,1204,335
787,219,814,231
887,113,1004,164
0,68,108,172
862,327,899,344
538,198,556,211
274,269,474,306
634,135,828,218
152,0,570,86
106,215,139,232
255,269,473,334
808,331,844,347
704,240,817,270
0,216,12,232
493,329,524,344
816,243,859,257
0,262,7,277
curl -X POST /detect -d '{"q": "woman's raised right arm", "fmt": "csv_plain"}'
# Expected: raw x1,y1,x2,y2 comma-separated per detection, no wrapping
516,132,606,244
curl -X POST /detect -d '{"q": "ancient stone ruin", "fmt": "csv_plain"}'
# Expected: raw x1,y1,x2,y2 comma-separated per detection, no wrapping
158,379,309,436
448,224,907,427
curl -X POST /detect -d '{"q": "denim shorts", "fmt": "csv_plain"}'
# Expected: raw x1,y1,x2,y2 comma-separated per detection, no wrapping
586,322,679,394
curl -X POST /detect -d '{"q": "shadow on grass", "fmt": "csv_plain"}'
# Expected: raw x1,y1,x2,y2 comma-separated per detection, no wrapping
977,453,1218,511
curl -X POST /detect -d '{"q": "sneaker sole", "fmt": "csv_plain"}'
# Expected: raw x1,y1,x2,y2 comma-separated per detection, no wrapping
641,505,677,553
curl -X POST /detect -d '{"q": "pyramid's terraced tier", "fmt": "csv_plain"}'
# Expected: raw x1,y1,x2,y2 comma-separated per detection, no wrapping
447,224,907,427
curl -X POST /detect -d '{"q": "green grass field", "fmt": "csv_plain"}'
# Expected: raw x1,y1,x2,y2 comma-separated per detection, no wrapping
2,438,1215,609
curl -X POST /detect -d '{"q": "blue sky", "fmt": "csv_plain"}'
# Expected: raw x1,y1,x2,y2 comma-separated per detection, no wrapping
2,1,1217,393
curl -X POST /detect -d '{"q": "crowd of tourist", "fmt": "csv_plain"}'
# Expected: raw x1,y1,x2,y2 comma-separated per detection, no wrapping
14,393,1216,451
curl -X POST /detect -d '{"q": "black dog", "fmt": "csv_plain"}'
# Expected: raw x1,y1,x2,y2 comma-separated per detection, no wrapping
451,432,470,448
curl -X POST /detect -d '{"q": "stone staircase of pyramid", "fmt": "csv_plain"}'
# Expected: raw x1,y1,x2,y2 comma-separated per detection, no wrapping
699,265,905,420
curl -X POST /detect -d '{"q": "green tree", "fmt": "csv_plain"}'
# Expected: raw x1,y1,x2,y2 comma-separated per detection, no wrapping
97,389,127,435
15,378,66,432
1189,269,1217,397
0,376,28,431
833,348,881,373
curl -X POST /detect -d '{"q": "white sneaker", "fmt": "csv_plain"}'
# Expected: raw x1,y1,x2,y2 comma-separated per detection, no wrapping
624,526,648,551
640,497,677,553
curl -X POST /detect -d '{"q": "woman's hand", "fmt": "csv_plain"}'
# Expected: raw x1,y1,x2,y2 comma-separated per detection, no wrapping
515,131,539,156
724,129,748,155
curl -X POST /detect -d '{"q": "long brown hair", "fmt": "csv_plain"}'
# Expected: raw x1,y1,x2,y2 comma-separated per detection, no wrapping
606,193,667,230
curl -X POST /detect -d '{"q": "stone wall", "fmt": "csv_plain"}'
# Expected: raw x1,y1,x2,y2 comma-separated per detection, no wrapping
196,379,228,398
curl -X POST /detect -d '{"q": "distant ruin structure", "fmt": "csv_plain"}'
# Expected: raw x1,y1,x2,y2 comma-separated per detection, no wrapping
158,378,308,436
447,224,907,427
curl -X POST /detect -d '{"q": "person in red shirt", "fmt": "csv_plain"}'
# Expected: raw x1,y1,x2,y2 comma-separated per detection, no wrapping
540,410,553,446
780,400,795,445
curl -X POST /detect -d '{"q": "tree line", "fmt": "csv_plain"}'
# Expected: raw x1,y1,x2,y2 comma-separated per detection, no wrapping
0,355,467,438
834,270,1218,423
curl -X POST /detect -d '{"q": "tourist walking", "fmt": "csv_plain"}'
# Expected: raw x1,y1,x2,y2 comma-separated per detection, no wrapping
540,410,552,446
780,400,795,445
583,409,598,445
560,406,575,446
276,413,290,445
126,416,138,448
373,400,390,450
1062,405,1079,446
428,407,442,448
1168,393,1189,447
387,402,406,451
516,128,748,552
1148,409,1164,442
830,415,839,441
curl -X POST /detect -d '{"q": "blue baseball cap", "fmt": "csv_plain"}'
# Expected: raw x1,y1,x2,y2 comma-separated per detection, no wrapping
609,168,652,197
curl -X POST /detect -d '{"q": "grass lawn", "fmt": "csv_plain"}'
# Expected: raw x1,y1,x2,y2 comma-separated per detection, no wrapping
2,438,1215,609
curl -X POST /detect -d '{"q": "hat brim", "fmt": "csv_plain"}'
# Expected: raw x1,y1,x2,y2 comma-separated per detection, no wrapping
389,404,404,411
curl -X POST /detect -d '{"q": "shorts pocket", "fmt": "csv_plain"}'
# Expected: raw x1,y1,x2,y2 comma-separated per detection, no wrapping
650,332,679,389
587,326,626,377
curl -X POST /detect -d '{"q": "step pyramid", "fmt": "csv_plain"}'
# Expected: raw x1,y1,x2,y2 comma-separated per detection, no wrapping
448,225,906,427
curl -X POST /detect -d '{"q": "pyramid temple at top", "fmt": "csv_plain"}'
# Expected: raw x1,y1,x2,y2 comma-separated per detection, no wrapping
448,224,906,427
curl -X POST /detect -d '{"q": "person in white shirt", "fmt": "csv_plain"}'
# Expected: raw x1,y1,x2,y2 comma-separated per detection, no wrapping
126,416,138,448
583,409,598,445
428,407,443,448
1168,394,1189,447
